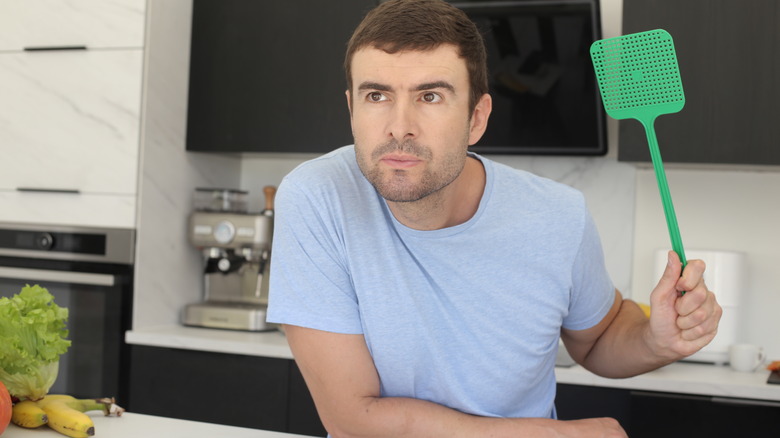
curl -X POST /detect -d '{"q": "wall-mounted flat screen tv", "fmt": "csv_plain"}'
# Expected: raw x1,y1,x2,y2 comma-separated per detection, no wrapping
452,0,607,155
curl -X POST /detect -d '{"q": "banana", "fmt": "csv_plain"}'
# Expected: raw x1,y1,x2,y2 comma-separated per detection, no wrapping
11,400,48,428
34,394,125,438
41,394,125,416
36,397,95,438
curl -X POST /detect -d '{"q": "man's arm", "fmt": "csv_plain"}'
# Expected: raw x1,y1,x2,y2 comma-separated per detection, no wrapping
561,251,722,378
284,324,627,438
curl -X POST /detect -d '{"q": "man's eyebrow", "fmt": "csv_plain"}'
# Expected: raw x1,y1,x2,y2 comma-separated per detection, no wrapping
358,81,391,92
357,81,456,93
413,81,455,93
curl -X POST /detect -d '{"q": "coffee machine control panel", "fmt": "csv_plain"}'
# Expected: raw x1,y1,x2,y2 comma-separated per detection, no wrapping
189,212,273,250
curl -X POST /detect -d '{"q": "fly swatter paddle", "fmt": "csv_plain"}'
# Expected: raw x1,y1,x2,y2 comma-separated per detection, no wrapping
590,29,687,268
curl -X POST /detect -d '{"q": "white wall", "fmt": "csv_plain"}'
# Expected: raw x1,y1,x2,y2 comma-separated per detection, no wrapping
133,0,242,329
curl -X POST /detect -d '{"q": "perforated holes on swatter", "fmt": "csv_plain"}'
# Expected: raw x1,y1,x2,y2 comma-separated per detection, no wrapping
590,30,684,117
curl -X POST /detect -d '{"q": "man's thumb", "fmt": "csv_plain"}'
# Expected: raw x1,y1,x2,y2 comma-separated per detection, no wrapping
651,250,683,305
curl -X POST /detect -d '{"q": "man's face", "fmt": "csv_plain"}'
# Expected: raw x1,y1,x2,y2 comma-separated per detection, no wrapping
347,44,488,203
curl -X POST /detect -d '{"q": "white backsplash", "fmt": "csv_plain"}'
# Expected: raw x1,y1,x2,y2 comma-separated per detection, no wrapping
631,168,780,359
132,0,241,330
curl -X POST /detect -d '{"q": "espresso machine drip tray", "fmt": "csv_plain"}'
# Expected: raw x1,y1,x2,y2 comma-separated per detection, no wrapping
182,301,276,332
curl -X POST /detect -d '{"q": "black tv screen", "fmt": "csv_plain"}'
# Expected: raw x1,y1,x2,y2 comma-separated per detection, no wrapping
453,0,607,155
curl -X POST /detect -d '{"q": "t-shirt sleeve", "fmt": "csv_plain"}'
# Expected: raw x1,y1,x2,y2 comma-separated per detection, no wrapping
265,178,363,334
561,212,616,331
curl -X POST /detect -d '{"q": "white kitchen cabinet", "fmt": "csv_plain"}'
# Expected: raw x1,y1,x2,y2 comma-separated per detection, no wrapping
0,49,143,194
0,1,146,228
0,190,137,229
0,0,145,50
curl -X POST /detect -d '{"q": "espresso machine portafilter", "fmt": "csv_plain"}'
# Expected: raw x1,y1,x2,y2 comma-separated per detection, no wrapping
182,186,277,331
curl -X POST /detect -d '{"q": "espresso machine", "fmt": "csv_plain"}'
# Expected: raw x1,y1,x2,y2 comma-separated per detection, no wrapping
182,186,277,331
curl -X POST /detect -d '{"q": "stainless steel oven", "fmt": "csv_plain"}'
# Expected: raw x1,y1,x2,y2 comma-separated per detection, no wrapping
0,222,134,402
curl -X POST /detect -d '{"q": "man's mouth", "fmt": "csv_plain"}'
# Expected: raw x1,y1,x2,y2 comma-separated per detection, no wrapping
380,154,422,169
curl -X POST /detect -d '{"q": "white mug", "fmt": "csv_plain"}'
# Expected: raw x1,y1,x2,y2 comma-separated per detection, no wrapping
729,344,766,372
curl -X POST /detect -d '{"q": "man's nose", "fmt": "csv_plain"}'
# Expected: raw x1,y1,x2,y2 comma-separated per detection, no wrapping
387,101,417,142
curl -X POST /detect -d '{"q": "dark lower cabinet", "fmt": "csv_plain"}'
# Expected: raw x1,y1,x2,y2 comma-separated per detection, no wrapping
128,352,780,437
555,384,632,430
127,345,326,437
557,384,780,437
288,364,327,436
630,391,780,437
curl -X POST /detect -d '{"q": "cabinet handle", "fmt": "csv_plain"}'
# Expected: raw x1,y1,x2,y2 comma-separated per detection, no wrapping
630,390,708,402
17,187,81,194
711,396,780,408
23,45,87,52
0,266,115,287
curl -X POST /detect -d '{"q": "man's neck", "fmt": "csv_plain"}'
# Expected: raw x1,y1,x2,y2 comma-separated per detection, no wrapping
387,156,486,231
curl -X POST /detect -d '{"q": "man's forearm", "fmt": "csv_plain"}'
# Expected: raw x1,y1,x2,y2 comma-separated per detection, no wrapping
327,396,620,438
577,299,676,378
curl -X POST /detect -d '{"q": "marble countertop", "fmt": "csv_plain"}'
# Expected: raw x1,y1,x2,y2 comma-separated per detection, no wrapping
555,361,780,402
126,325,780,402
126,325,292,359
1,412,314,438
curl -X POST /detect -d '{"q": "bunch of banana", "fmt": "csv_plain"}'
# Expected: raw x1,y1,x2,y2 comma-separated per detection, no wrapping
11,394,124,438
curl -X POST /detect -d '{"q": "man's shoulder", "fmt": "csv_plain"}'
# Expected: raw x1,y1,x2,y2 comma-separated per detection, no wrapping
285,145,358,183
483,157,584,206
277,145,376,214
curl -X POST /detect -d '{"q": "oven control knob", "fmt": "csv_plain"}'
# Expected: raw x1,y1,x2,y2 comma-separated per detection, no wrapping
213,220,236,245
36,232,54,250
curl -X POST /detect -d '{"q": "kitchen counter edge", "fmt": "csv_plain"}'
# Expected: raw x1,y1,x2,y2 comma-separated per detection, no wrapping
1,412,315,438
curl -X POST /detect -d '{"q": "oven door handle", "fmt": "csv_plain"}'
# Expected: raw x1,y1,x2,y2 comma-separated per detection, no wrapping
0,267,115,287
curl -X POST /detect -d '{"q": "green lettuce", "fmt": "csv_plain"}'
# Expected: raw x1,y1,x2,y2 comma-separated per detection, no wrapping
0,284,71,400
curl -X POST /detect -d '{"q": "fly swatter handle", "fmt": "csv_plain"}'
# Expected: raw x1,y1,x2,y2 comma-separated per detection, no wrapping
643,121,687,268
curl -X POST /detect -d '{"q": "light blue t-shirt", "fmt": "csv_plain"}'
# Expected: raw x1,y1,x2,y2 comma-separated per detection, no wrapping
267,145,614,419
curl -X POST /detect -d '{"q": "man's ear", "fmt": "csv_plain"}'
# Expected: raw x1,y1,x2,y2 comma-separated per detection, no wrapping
468,93,492,146
345,89,353,118
345,89,355,137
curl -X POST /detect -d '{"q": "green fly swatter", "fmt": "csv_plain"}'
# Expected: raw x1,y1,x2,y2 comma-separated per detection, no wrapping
590,29,687,267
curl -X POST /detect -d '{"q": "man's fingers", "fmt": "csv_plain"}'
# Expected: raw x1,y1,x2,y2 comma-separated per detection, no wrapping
676,290,722,341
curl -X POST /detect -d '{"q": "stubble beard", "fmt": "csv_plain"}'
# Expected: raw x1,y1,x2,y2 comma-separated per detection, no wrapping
355,138,467,203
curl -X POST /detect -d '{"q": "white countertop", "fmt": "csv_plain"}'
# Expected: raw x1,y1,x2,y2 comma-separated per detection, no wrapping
126,325,293,359
555,361,780,402
126,325,780,402
1,412,314,438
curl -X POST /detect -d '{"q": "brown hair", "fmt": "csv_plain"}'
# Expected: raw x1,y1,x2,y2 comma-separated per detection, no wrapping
345,0,488,114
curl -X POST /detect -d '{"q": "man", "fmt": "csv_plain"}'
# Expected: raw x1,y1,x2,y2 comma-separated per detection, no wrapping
267,0,722,436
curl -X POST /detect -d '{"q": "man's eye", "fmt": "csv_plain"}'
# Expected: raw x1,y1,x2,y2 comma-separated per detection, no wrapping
367,92,386,102
421,92,442,103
